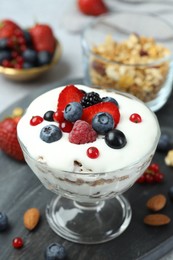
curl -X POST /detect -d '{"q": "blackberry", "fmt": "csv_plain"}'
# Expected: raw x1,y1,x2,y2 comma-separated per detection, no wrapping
81,91,102,108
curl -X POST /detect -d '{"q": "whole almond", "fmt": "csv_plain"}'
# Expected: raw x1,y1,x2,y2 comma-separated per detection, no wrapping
23,208,40,230
144,214,170,226
146,194,166,212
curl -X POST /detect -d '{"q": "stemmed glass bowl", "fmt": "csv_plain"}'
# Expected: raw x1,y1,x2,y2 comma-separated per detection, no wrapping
18,90,160,244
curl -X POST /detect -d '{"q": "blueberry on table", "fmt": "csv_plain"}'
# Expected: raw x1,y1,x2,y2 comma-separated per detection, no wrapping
105,129,127,149
64,102,83,122
168,186,173,201
44,243,66,260
40,125,62,143
22,49,37,64
92,112,114,134
157,133,171,152
37,51,52,66
0,212,8,231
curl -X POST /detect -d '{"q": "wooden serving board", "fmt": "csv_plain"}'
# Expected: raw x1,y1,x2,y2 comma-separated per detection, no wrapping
0,78,173,260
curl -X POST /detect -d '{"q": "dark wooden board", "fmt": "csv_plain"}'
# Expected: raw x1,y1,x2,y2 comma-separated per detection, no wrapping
1,78,173,260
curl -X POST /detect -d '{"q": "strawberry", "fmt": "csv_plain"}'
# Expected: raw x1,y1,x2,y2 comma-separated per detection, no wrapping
57,85,85,112
29,24,56,53
0,117,25,161
0,19,21,39
82,102,120,126
77,0,108,16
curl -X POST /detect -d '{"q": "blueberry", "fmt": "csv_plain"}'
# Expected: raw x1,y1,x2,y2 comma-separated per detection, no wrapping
168,186,173,201
40,125,62,143
23,62,35,69
44,243,66,260
102,96,119,107
22,49,37,64
37,51,52,66
0,38,8,50
64,102,83,122
0,212,8,231
23,30,32,46
157,133,171,152
105,129,127,149
44,111,55,121
0,50,11,63
92,112,114,134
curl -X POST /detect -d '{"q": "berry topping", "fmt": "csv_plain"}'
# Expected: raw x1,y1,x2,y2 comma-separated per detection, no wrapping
57,85,84,112
40,125,62,143
102,96,119,107
59,120,73,133
105,129,127,149
30,116,43,126
81,91,102,108
82,102,120,126
129,113,142,123
0,212,8,231
12,237,23,249
87,146,100,159
64,102,83,122
69,120,97,144
92,112,114,134
43,110,55,122
44,243,66,260
53,110,64,123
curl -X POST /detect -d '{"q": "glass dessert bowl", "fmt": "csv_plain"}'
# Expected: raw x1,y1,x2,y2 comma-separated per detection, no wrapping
17,84,160,244
81,12,173,112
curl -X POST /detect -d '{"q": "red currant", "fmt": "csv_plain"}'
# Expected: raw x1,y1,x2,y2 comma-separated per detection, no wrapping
30,116,43,126
87,147,99,159
148,163,159,173
144,173,154,184
154,172,164,183
59,120,73,133
53,110,64,123
129,113,142,123
136,175,145,184
12,237,23,249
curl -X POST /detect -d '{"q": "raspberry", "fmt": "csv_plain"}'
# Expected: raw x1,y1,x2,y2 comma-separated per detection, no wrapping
69,120,97,144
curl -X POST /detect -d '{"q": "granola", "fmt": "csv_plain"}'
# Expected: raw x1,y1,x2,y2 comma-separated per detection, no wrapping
90,34,170,102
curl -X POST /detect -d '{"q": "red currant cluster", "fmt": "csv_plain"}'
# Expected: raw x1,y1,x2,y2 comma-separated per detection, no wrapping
137,163,164,184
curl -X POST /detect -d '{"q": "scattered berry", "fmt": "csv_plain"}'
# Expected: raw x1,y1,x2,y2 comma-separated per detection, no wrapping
59,120,73,133
136,163,164,184
129,113,142,123
0,212,8,231
0,117,24,161
43,110,55,122
69,120,97,144
102,96,119,107
82,102,120,126
105,129,127,149
40,125,62,143
22,48,37,64
12,237,23,249
77,0,108,16
157,132,172,152
87,146,99,159
168,186,173,201
0,50,12,64
30,116,43,126
92,112,114,134
81,91,102,108
44,243,66,260
37,51,52,66
57,85,84,112
64,102,83,122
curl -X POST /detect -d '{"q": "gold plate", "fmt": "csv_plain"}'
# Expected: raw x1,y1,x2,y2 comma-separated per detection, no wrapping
0,39,62,81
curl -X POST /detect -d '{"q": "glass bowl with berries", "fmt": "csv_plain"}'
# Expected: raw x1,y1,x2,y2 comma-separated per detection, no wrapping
0,20,61,81
17,84,160,244
81,12,173,112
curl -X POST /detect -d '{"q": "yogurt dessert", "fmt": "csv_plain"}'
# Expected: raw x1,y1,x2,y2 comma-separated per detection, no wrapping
17,84,160,201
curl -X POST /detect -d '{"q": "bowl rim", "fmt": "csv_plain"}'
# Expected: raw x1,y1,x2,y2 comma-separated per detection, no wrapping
81,11,173,66
0,39,62,76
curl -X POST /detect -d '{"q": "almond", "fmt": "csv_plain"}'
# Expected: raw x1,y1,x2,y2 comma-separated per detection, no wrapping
23,208,40,230
146,194,166,212
144,214,171,226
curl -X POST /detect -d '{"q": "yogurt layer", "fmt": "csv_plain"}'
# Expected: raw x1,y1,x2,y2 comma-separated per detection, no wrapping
17,85,160,173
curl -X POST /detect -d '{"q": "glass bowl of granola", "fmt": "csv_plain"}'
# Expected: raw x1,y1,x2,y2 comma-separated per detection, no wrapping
81,12,173,111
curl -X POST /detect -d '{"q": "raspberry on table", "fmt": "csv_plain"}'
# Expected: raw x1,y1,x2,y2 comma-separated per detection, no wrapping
69,120,97,144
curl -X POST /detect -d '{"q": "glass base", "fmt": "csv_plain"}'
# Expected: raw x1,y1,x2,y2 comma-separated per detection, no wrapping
45,195,132,244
